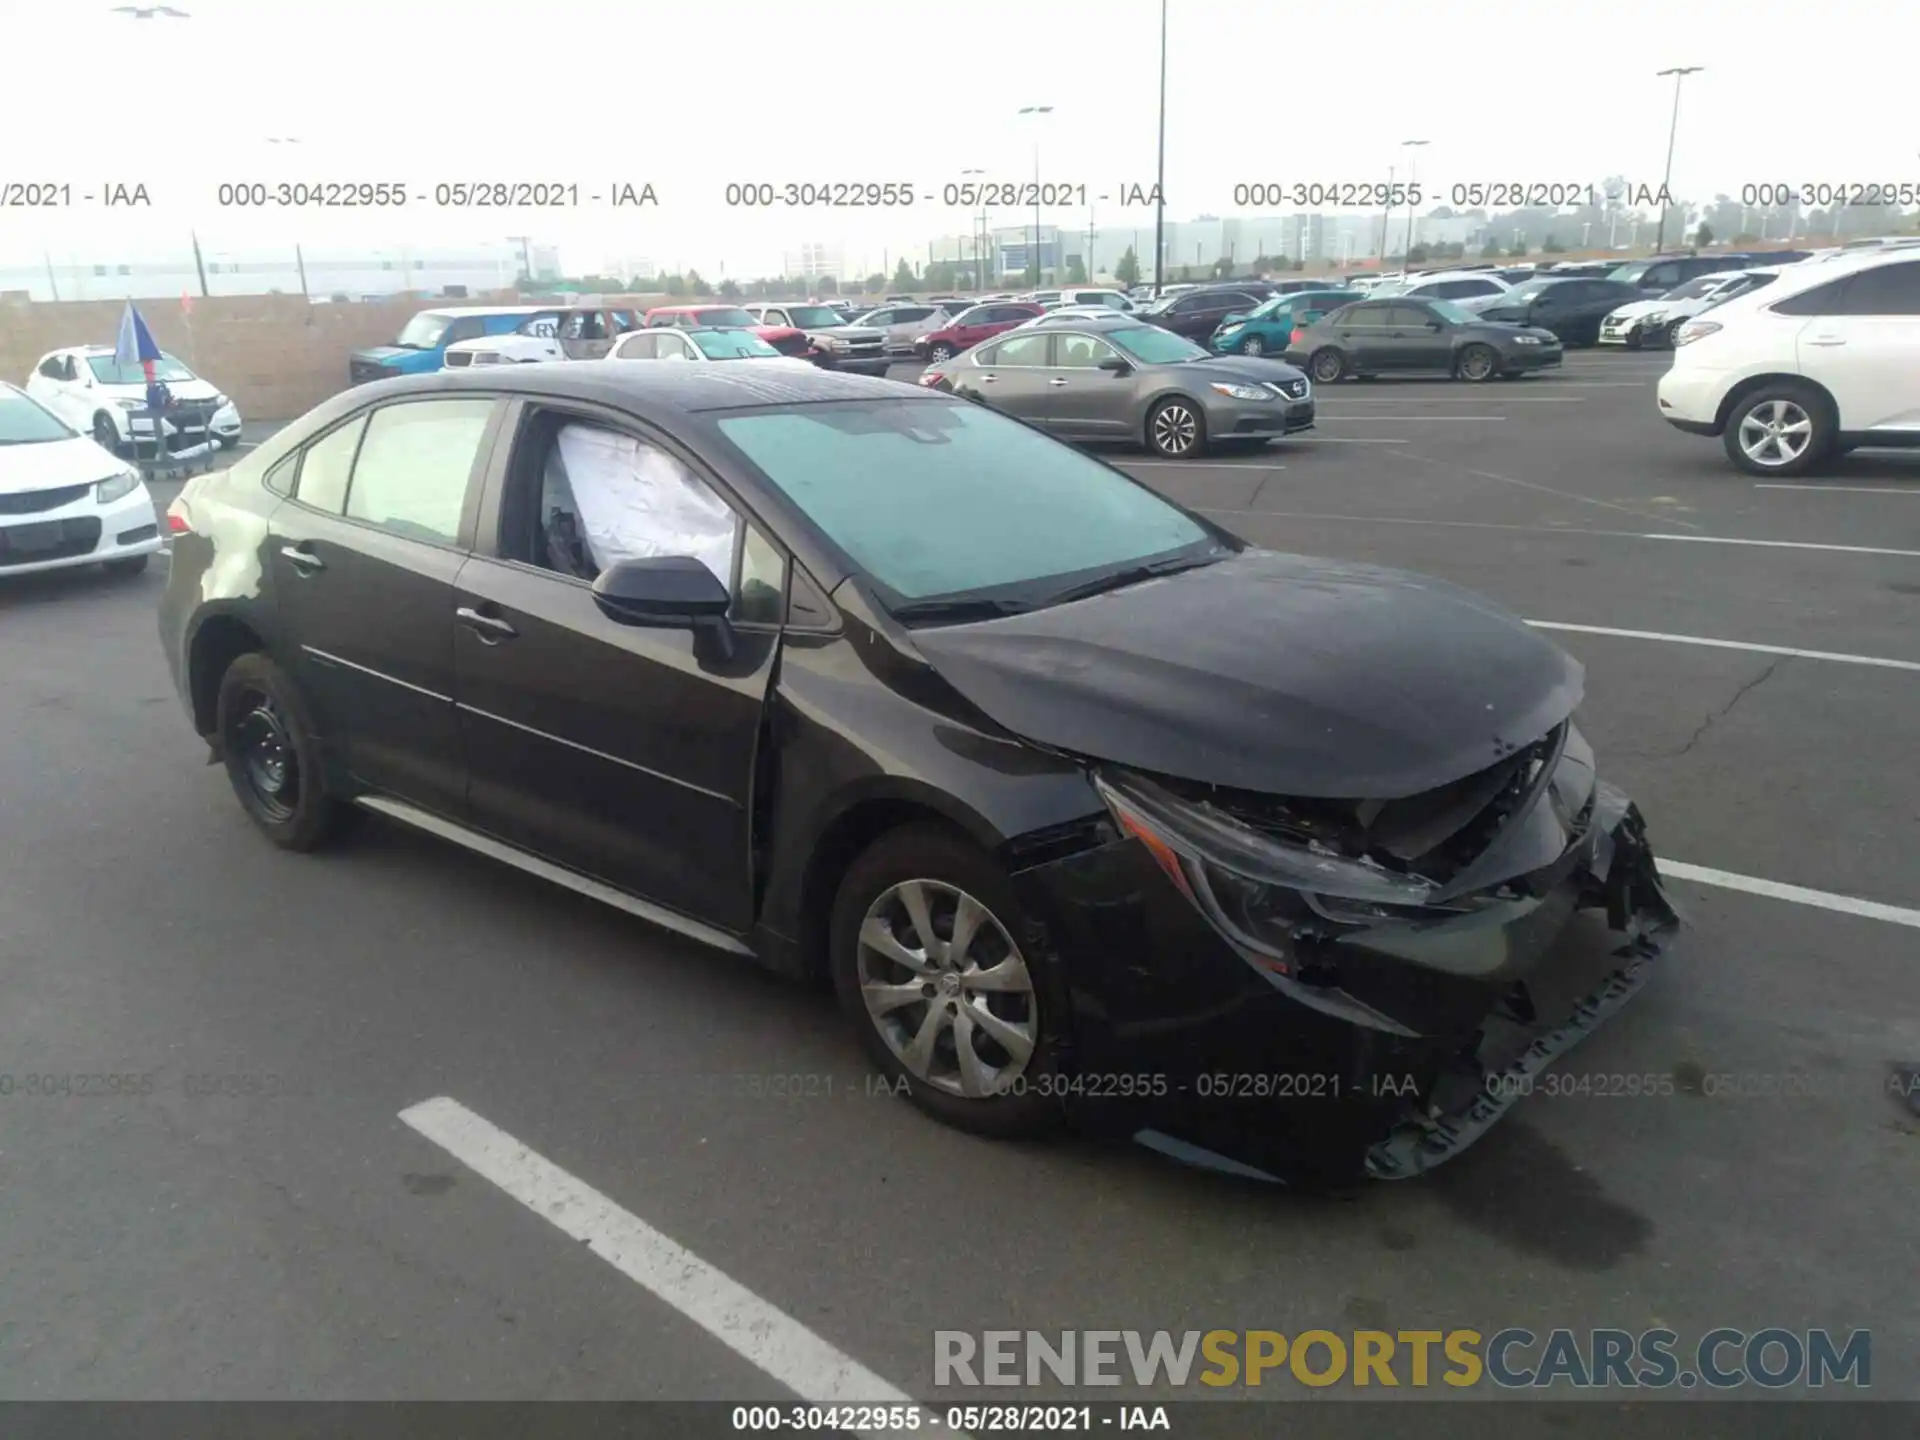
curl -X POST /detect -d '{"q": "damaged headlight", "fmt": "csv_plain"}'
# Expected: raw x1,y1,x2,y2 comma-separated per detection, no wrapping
1094,771,1437,973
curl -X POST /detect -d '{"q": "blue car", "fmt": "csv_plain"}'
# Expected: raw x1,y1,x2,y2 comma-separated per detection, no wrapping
348,306,570,385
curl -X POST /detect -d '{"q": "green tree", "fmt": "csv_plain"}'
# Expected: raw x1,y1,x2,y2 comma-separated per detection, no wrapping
1542,235,1566,254
1065,255,1088,284
1480,239,1503,259
684,268,710,296
892,258,917,290
1211,256,1235,279
626,276,653,293
1115,246,1140,287
717,278,741,298
1407,243,1430,264
864,272,887,295
816,274,839,294
1694,221,1715,247
1507,240,1529,258
662,273,687,297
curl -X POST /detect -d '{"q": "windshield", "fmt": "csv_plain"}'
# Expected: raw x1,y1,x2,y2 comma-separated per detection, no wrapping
1426,299,1479,326
691,330,780,359
715,400,1216,606
394,312,453,349
86,353,196,384
1607,263,1651,285
696,307,760,328
783,306,846,328
1703,274,1774,308
1662,275,1735,301
0,386,77,444
1109,327,1209,364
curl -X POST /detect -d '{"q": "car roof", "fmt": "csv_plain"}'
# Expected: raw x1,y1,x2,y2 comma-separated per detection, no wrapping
421,304,560,317
304,358,925,422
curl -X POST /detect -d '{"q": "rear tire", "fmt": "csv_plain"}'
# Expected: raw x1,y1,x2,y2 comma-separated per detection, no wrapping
1722,382,1835,478
214,652,344,852
1308,348,1347,383
103,554,149,577
927,342,955,363
830,823,1065,1140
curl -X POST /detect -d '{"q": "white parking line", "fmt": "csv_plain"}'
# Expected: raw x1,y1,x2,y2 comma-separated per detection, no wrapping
1756,484,1920,496
1525,621,1920,672
399,1097,951,1433
1320,415,1507,422
1123,460,1284,470
1641,532,1920,558
1660,862,1920,930
1321,397,1584,404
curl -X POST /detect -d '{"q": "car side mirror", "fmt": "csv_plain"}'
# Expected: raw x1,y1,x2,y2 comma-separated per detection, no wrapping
591,555,731,627
1096,355,1133,374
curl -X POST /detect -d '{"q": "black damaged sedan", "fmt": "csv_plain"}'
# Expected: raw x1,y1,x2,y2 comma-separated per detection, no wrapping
159,361,1676,1186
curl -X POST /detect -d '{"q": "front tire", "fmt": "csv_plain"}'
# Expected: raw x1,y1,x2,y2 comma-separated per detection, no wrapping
830,823,1063,1140
1146,397,1207,458
1239,334,1267,356
1455,344,1497,382
1723,383,1834,477
1309,348,1347,384
93,413,125,455
927,342,955,363
103,554,149,577
214,653,343,851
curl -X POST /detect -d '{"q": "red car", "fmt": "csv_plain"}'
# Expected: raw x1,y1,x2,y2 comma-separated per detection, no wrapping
644,305,811,359
911,301,1045,362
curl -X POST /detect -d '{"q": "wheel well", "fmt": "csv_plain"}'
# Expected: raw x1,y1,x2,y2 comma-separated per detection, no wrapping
188,615,265,737
1714,373,1837,435
794,799,971,982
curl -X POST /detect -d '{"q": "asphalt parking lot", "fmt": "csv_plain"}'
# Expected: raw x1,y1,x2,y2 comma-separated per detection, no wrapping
2,351,1916,1422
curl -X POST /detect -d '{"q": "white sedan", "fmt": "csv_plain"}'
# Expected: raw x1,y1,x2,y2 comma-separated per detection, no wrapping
0,382,162,578
25,345,241,456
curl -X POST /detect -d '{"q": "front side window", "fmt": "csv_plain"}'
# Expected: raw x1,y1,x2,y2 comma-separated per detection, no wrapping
344,399,494,545
1053,333,1117,368
715,400,1213,605
533,422,740,586
611,333,658,359
394,312,451,349
294,416,368,514
1830,261,1920,316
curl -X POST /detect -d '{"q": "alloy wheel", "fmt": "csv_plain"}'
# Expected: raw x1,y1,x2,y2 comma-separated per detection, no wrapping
231,690,300,822
856,879,1037,1099
1459,346,1495,382
93,415,121,452
1736,399,1814,468
1310,350,1344,383
929,344,954,362
1241,335,1265,356
1150,402,1200,457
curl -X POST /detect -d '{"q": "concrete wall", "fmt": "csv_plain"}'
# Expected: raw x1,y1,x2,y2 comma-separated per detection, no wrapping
0,291,670,422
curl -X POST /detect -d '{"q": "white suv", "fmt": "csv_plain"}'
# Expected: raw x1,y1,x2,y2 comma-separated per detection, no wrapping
1657,250,1920,476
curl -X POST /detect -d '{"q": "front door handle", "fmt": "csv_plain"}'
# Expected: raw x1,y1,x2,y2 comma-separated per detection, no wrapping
1048,377,1069,387
280,544,324,572
1805,336,1847,347
455,606,518,642
978,374,997,383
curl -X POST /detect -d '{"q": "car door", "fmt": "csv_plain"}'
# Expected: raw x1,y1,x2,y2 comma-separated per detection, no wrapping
1044,331,1135,438
962,330,1054,420
450,403,784,932
1329,302,1393,368
888,306,935,349
266,394,504,818
1370,303,1442,370
1790,259,1920,434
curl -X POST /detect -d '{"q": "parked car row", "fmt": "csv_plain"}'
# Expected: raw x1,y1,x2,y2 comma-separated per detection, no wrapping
25,346,243,459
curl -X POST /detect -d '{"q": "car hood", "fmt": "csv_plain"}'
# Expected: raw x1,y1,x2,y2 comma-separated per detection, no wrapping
910,548,1583,799
89,376,222,402
1606,300,1671,321
803,325,886,342
0,433,128,495
1167,355,1310,386
1464,322,1560,343
353,345,413,364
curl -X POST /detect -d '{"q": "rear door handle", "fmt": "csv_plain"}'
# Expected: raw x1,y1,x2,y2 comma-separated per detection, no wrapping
979,374,997,383
1806,336,1847,347
1048,377,1069,387
280,544,324,572
455,606,518,642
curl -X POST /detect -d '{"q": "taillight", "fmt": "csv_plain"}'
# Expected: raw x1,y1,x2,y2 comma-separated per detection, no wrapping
1289,327,1306,346
919,370,944,388
165,497,191,534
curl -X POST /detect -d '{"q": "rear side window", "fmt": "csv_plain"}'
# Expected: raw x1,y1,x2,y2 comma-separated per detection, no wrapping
344,398,494,545
989,333,1052,366
1773,279,1851,316
1828,261,1920,316
293,416,368,514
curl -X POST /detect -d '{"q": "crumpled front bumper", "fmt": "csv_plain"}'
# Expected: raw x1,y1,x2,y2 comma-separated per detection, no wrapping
1364,784,1679,1179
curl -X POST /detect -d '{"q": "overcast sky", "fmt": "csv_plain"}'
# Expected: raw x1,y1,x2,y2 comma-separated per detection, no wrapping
3,0,1912,275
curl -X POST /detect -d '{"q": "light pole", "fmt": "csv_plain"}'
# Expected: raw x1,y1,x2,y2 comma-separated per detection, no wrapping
1377,165,1396,264
960,168,986,290
1018,105,1053,287
1400,139,1428,262
1153,0,1167,296
1652,66,1703,254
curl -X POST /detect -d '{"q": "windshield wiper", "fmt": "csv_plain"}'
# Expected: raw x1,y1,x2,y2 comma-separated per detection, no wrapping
1042,550,1223,607
891,596,1035,625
